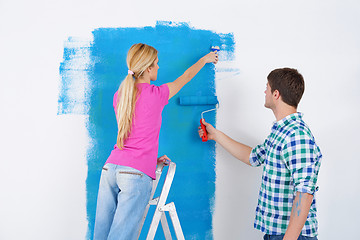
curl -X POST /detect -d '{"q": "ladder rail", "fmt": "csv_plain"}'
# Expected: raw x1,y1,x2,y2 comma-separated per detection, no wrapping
138,162,184,240
146,162,176,240
137,163,165,239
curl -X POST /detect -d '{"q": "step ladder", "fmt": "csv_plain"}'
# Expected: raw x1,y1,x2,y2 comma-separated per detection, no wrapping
137,161,185,240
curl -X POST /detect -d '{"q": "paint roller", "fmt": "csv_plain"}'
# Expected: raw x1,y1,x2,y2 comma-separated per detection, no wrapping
179,96,219,142
211,46,220,52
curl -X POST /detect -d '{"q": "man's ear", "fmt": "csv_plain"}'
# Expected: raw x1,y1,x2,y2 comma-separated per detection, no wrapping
273,90,280,100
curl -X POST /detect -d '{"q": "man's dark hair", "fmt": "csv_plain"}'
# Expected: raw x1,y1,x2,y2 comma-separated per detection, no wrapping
267,68,305,108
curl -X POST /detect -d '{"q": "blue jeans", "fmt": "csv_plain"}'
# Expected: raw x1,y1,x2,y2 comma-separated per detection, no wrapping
263,234,318,240
93,163,153,240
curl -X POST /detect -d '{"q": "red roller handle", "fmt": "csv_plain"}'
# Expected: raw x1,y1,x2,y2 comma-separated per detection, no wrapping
200,119,208,142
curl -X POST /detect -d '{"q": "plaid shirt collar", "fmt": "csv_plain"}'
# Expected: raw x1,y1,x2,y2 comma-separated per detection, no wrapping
272,112,303,130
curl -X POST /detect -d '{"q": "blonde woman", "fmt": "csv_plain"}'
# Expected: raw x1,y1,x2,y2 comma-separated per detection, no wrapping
93,43,218,240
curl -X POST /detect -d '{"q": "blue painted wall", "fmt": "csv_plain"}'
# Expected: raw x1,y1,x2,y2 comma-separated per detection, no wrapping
59,21,234,239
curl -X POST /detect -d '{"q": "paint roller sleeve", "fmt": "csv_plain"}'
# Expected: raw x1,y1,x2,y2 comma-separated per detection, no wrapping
179,96,218,105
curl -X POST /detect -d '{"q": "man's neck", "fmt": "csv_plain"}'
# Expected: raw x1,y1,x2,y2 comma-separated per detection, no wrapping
272,104,297,121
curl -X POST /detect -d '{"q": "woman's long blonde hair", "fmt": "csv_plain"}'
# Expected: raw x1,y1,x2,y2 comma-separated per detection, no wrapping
116,43,158,149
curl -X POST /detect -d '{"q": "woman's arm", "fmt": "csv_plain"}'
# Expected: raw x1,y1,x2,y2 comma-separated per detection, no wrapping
166,51,218,99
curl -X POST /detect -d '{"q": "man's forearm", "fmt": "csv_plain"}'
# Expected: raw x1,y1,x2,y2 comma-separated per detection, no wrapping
283,192,313,240
215,130,252,166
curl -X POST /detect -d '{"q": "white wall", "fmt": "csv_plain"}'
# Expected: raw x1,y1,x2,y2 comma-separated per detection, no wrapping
1,0,359,239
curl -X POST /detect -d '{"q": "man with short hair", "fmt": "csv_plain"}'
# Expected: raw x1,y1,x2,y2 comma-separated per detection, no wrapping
199,68,322,240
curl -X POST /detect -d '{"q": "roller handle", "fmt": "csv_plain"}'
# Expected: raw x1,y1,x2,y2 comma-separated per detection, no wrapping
200,119,208,142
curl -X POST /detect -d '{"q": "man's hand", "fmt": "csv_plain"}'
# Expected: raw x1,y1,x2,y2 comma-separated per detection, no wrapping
198,119,218,141
197,119,252,166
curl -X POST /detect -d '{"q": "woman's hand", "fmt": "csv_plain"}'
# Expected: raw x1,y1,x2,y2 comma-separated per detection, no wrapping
157,155,171,165
202,51,219,64
166,50,218,100
198,119,218,141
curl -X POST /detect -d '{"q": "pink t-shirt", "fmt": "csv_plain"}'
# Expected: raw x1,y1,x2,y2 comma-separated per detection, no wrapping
105,83,169,179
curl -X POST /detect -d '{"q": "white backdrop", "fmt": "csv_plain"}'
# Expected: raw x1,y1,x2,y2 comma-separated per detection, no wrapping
1,0,359,239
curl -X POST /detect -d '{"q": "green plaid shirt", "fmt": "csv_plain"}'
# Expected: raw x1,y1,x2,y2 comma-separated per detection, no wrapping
250,113,322,237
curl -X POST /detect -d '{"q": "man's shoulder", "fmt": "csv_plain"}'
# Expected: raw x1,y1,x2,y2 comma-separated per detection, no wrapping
283,119,314,141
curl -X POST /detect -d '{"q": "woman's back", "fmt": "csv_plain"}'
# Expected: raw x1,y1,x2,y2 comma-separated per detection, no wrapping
106,83,169,179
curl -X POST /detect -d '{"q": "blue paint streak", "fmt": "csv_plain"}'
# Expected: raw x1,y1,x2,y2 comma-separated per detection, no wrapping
59,21,235,239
